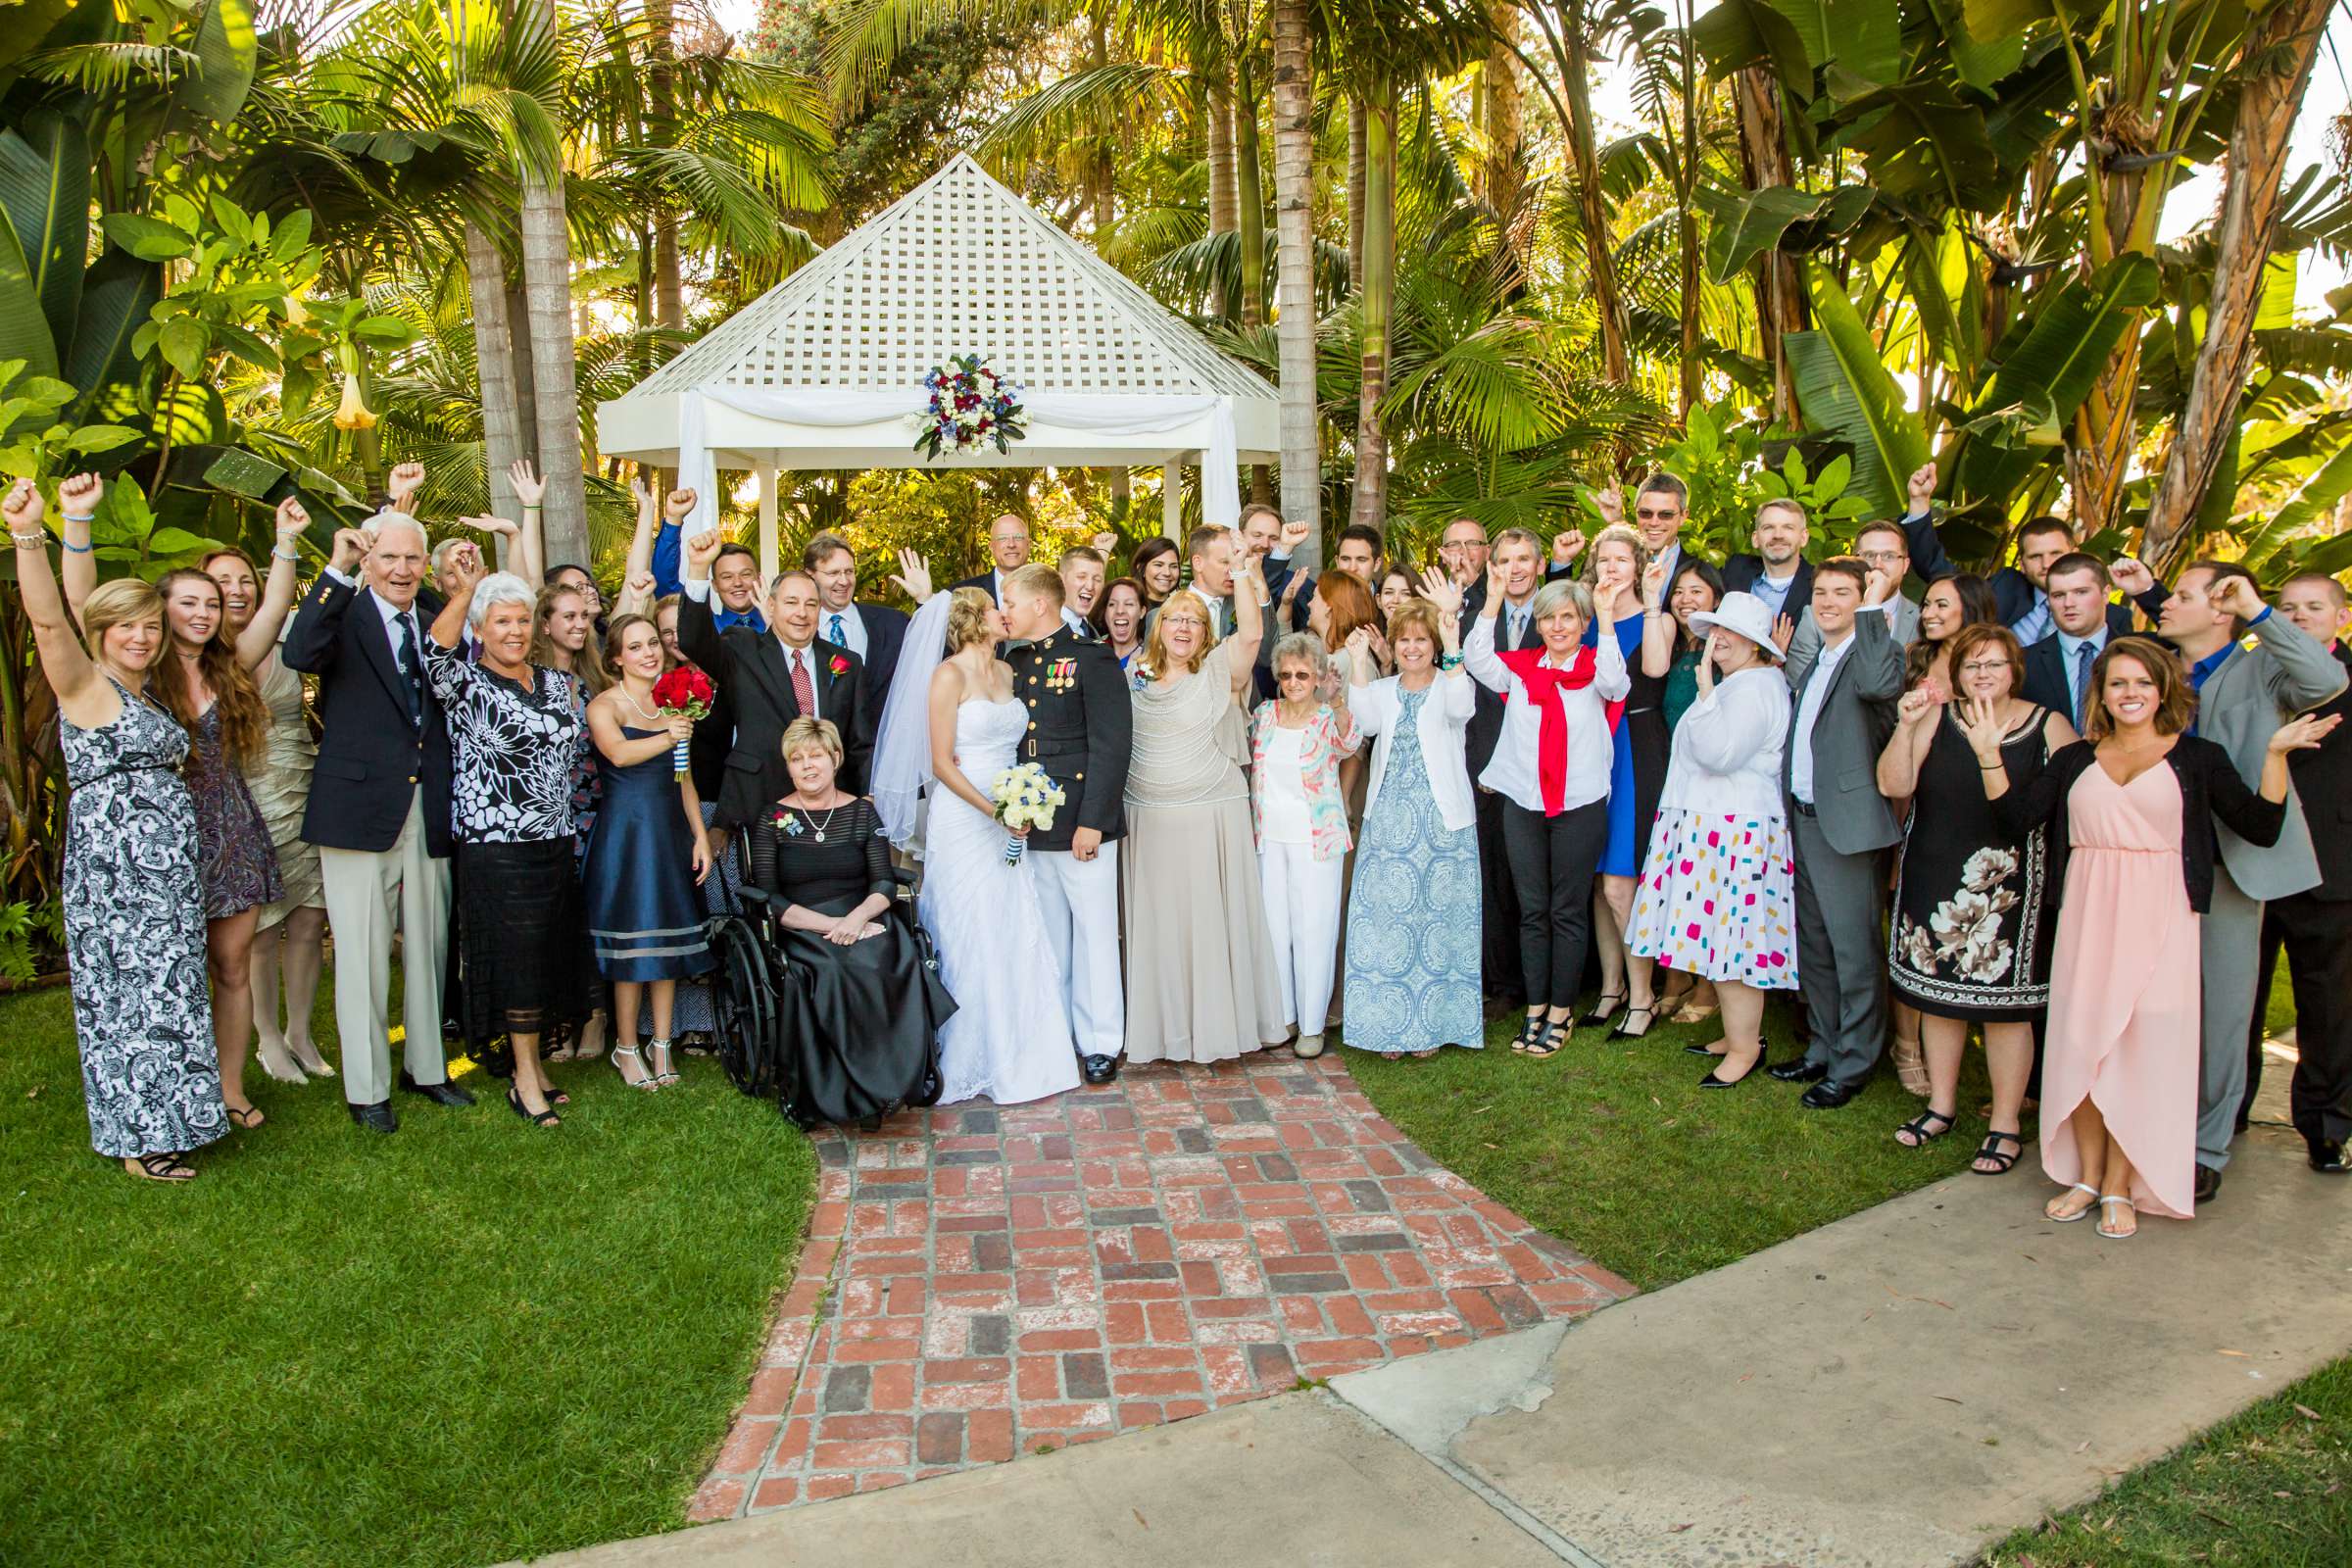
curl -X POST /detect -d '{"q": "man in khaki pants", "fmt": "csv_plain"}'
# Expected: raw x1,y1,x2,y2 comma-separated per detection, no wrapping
282,481,472,1133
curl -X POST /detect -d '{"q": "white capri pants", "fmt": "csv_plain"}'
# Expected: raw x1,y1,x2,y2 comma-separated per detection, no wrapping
1258,839,1346,1036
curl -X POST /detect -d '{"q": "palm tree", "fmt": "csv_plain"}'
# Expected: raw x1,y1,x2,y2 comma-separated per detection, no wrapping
1269,0,1320,542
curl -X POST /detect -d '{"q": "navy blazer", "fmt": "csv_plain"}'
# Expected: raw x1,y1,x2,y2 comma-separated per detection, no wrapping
281,573,454,857
949,570,1002,604
1721,555,1815,625
1898,510,2166,635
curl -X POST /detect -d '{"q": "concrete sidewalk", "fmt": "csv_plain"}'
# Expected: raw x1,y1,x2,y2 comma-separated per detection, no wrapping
526,1101,2349,1568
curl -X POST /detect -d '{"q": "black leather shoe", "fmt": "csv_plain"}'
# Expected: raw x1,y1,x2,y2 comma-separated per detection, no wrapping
348,1101,398,1134
1683,1043,1719,1057
2195,1164,2222,1202
1768,1057,1828,1084
1697,1066,1754,1090
400,1072,476,1107
1799,1078,1863,1110
1080,1054,1120,1085
2309,1142,2350,1174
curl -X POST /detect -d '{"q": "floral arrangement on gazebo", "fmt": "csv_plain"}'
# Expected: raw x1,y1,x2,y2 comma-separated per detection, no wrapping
914,353,1026,459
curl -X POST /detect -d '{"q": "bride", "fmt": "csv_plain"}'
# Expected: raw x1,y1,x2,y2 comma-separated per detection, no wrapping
873,576,1080,1105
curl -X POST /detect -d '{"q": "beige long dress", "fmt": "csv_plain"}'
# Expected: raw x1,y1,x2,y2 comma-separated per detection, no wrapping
1122,642,1289,1062
247,649,323,929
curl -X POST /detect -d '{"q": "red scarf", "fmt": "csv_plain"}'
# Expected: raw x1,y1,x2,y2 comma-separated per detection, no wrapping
1497,645,1625,815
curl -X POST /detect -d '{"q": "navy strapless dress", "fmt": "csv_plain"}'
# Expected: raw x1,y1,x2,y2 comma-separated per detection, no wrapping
581,726,714,981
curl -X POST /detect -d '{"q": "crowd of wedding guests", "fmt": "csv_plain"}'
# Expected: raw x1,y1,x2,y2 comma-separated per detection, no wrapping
11,455,2350,1246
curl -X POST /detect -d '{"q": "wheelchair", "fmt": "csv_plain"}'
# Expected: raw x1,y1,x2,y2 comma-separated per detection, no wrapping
706,838,944,1121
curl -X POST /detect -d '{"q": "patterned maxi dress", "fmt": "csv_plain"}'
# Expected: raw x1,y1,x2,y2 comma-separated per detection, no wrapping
61,680,224,1157
1342,684,1484,1054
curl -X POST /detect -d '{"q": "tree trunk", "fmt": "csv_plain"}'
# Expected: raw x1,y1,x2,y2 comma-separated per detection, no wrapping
1271,0,1320,552
1676,0,1701,422
1206,68,1239,319
1234,69,1266,330
1089,9,1115,239
1735,66,1804,424
1350,89,1396,532
505,274,539,475
1347,97,1366,290
518,158,591,567
1481,3,1526,227
1561,13,1628,385
647,0,683,338
464,220,527,534
2140,0,2330,575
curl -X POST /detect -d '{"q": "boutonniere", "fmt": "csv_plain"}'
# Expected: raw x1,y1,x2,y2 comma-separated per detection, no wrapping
828,654,851,677
776,809,803,837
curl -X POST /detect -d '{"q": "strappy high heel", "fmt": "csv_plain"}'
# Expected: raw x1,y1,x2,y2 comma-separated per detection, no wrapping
612,1044,658,1091
648,1037,680,1087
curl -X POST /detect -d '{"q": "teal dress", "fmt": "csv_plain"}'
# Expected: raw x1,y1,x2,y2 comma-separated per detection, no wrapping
1342,686,1484,1054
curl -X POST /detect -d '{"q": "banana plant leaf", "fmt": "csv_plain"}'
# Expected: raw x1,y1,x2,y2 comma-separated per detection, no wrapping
0,114,88,357
1784,262,1929,518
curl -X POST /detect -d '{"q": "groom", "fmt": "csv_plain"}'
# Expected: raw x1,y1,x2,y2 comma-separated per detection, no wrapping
1001,564,1133,1083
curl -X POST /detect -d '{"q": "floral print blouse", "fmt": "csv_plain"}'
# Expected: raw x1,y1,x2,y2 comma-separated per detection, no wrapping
1246,701,1362,861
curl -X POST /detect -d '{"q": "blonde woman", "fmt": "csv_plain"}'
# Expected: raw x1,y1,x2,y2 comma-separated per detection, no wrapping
8,477,221,1181
1248,633,1362,1057
1579,523,1657,1036
1123,558,1290,1062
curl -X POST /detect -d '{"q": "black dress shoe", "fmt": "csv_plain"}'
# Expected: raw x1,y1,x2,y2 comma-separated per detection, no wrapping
2309,1142,2350,1174
2195,1164,2223,1202
400,1072,476,1107
1768,1057,1828,1084
1080,1054,1120,1085
348,1101,398,1134
1697,1066,1754,1090
1799,1078,1863,1110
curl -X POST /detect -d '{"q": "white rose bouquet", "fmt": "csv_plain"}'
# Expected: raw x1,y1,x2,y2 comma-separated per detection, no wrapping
989,761,1066,864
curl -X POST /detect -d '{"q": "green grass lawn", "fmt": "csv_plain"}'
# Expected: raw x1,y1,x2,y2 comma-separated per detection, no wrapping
1346,997,1991,1291
1984,1356,2352,1567
0,981,815,1568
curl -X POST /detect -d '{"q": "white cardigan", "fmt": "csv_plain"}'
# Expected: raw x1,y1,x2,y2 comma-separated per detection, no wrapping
1657,665,1791,820
1351,670,1479,833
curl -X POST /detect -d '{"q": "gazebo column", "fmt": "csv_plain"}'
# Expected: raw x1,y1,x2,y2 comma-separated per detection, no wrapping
755,458,780,584
1162,458,1184,542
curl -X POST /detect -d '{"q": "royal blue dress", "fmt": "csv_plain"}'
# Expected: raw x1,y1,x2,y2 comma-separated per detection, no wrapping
580,725,714,982
1584,612,1653,876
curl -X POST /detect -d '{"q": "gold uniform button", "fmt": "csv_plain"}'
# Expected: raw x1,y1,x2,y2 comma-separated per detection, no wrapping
1028,675,1038,684
407,774,417,784
1027,721,1037,730
1074,772,1084,781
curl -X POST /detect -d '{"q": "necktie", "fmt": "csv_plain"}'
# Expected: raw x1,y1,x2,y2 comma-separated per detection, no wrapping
829,612,846,646
1507,608,1529,649
790,647,814,716
2074,641,2096,730
394,611,422,727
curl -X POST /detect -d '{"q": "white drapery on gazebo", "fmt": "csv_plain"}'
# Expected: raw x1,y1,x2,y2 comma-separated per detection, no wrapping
596,153,1281,581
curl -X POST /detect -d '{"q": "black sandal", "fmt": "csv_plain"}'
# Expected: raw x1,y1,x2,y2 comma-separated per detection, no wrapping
226,1104,266,1130
1523,1017,1571,1058
1583,990,1626,1026
1972,1130,2024,1174
1610,1006,1655,1041
1509,1014,1546,1054
506,1087,562,1128
128,1152,196,1182
1894,1109,1955,1148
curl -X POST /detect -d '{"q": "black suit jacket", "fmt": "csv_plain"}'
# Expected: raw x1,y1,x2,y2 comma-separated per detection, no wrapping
2021,633,2073,720
1004,627,1132,849
2292,645,2352,900
847,602,910,710
950,570,1002,604
1897,509,2166,635
680,590,872,828
282,574,454,856
1720,555,1815,624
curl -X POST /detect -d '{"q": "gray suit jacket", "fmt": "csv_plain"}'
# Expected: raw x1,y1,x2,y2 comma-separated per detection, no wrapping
2196,612,2349,901
1782,610,1906,856
1787,594,1920,668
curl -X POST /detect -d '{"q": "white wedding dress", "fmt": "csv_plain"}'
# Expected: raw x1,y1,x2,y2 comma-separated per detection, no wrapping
917,698,1081,1105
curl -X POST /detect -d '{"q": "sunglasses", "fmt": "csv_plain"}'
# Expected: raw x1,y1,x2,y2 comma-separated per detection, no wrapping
1635,508,1679,521
1277,669,1317,683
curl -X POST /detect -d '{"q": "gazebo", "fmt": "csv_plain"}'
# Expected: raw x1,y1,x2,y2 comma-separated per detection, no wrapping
597,153,1282,581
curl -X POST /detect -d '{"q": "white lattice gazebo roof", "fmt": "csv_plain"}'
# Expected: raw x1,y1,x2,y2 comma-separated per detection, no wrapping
597,153,1280,474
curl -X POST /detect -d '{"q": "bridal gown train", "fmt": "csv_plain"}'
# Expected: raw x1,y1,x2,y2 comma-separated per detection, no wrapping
919,698,1081,1105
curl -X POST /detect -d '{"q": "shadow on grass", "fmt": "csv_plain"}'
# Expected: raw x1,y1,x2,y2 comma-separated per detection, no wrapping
1345,999,1991,1292
0,981,816,1567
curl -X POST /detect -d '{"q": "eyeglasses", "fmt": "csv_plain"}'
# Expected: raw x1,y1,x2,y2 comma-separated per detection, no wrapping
1858,550,1907,566
1958,661,2009,676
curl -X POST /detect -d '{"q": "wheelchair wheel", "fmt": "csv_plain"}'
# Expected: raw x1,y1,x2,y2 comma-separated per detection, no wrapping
710,916,776,1098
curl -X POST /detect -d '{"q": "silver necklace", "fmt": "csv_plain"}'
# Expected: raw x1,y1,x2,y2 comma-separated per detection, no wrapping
799,801,841,841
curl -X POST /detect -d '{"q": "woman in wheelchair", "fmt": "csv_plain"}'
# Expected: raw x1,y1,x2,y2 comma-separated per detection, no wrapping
743,717,956,1127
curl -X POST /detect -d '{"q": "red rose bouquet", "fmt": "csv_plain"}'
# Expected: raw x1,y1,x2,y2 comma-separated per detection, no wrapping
651,666,716,780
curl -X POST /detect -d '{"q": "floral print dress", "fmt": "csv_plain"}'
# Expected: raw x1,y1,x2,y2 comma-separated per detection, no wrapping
1887,707,2054,1021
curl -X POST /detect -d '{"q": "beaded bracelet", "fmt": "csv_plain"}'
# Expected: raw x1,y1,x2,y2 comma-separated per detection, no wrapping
62,512,95,522
271,545,301,562
62,537,93,553
11,530,48,548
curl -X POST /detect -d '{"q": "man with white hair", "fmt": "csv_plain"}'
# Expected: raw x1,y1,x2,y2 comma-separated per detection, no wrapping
283,462,471,1134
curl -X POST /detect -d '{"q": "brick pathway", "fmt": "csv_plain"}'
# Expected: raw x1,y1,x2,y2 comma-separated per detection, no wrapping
689,1052,1636,1518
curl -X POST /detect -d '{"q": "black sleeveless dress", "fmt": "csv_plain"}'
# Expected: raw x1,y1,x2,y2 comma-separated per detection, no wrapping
1888,707,2056,1021
748,798,956,1127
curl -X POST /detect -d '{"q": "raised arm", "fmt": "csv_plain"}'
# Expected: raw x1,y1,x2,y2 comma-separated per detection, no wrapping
507,460,547,587
677,529,728,673
233,497,313,669
612,479,659,615
283,526,375,674
1876,687,1943,800
427,539,483,652
1590,592,1631,702
6,479,119,728
1845,585,1906,703
1639,560,1678,677
1678,663,1789,778
888,547,937,606
649,486,695,598
1226,552,1266,701
55,471,102,628
1463,561,1515,696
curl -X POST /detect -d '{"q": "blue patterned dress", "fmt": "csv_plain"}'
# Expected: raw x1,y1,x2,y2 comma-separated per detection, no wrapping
1342,685,1484,1054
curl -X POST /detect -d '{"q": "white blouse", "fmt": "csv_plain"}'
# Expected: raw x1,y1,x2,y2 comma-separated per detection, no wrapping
1657,665,1791,821
1463,617,1630,815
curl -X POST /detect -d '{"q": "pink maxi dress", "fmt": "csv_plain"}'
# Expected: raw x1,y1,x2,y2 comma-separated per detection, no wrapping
2039,762,2201,1219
